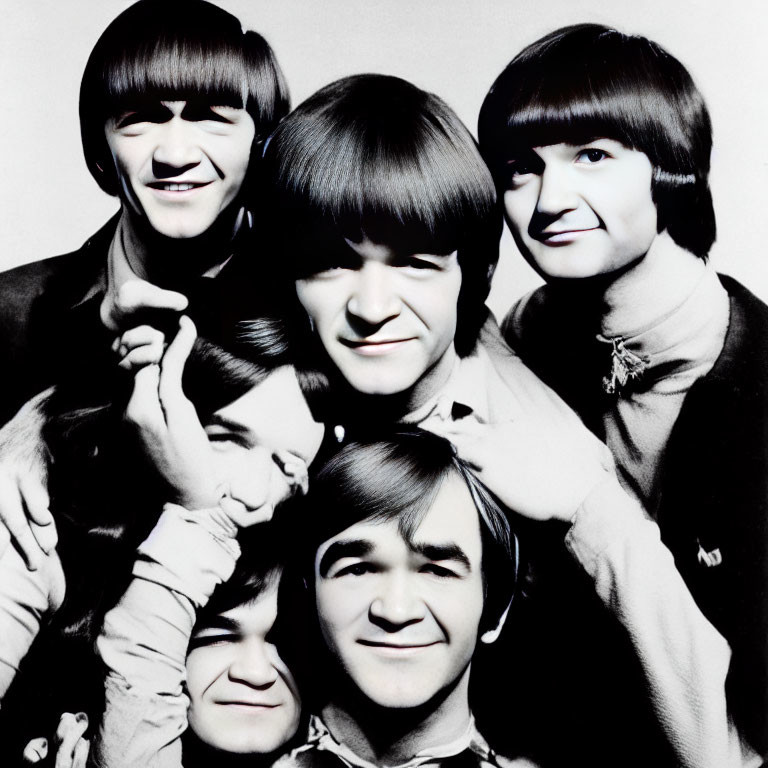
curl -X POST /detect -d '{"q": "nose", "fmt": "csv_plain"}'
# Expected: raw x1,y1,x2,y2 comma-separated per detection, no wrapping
226,447,274,514
346,264,401,328
369,572,425,631
228,638,279,689
535,163,578,217
152,118,203,176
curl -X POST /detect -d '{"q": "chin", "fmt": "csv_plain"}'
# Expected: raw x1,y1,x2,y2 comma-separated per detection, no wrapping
338,370,416,397
206,734,288,756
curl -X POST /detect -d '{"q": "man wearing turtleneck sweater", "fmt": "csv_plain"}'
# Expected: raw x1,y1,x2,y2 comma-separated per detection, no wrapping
472,23,767,768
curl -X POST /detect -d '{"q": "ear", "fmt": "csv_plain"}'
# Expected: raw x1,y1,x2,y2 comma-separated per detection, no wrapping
479,597,512,645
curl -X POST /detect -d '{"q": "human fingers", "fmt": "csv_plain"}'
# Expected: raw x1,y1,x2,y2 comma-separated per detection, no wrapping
114,326,166,370
0,471,44,570
118,343,168,372
22,737,48,764
158,317,199,425
55,712,88,768
114,281,188,321
124,364,164,432
31,520,59,554
19,473,56,553
115,325,166,356
72,737,90,768
274,451,310,496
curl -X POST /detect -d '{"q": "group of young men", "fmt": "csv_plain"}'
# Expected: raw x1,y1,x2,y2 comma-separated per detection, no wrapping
0,3,765,768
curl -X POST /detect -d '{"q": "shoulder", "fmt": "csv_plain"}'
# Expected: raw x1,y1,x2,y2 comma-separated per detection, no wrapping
475,316,596,430
711,274,768,385
500,285,552,351
0,215,117,317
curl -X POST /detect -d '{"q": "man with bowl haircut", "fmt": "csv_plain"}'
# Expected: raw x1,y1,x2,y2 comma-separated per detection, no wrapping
0,0,289,425
0,0,290,569
477,24,767,768
261,74,615,523
275,430,536,768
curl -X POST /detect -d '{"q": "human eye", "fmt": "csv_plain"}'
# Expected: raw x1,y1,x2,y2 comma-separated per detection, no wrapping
184,103,237,124
402,255,442,271
304,247,359,277
189,628,239,650
205,427,247,451
114,105,171,130
332,560,377,578
576,147,611,164
420,563,459,578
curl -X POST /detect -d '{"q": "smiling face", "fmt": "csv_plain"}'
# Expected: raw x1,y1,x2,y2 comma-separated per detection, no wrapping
314,474,485,710
186,577,301,754
105,100,255,239
502,139,658,280
295,238,461,407
205,366,324,516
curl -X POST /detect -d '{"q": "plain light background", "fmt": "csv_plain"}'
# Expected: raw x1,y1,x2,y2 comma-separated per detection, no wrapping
2,0,767,318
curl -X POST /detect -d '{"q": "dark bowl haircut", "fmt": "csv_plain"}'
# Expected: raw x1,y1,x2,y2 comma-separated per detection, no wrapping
479,23,716,258
301,429,519,634
80,0,290,195
261,74,502,356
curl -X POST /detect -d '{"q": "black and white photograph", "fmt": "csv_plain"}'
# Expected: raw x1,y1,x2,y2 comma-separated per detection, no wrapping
0,2,766,767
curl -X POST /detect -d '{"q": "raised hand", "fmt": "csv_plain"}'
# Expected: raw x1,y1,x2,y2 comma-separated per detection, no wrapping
22,712,90,768
422,409,615,522
124,316,222,510
0,389,56,570
100,277,188,333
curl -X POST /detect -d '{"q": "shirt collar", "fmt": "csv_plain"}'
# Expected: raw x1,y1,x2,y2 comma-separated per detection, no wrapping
402,316,504,426
75,211,236,307
289,714,496,768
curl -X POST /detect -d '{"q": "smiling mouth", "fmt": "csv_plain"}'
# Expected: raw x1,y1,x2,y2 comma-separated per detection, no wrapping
147,181,212,192
358,640,439,650
216,701,281,709
537,227,599,244
340,338,415,356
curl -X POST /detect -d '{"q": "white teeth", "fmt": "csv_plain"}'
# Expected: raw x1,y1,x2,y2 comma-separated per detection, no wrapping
160,183,196,191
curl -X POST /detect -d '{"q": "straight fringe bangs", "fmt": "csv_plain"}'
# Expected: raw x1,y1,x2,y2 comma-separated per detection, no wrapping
479,25,709,181
268,75,497,258
102,32,286,133
305,430,514,565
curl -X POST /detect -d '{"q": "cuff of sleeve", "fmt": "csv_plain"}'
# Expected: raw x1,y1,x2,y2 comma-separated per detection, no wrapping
134,504,241,607
565,477,656,577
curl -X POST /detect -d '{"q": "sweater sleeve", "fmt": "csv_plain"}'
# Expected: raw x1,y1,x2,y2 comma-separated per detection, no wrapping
0,542,65,704
566,478,761,768
93,504,240,768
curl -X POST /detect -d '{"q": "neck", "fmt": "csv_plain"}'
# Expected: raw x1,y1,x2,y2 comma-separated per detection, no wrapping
321,668,472,766
555,231,707,338
118,204,244,290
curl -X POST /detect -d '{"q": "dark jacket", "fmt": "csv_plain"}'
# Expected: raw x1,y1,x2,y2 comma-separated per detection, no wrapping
489,275,768,764
0,217,118,425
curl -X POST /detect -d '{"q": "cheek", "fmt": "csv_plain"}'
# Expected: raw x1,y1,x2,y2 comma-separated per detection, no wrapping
503,189,536,234
316,584,361,643
296,282,339,333
185,650,223,702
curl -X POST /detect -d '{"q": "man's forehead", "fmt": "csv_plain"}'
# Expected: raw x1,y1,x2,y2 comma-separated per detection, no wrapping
319,478,482,559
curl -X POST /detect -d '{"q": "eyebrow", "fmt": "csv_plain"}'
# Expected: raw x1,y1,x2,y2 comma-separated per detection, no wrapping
205,413,249,433
409,542,472,571
205,414,313,467
193,615,240,634
319,539,373,577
